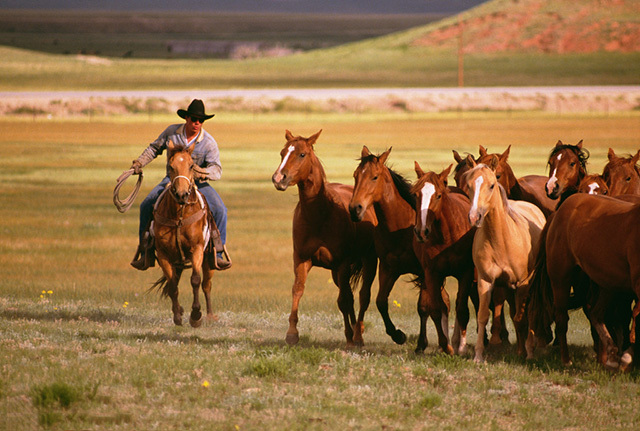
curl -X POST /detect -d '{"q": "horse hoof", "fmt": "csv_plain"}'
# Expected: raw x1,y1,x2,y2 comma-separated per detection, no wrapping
392,330,407,345
173,318,183,326
190,316,203,328
444,345,454,355
285,333,299,345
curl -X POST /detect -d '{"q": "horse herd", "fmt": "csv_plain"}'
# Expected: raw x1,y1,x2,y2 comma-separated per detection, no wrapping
270,130,640,371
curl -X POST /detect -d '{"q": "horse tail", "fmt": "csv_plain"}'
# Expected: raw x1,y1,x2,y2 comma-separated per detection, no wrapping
349,258,365,292
527,218,554,345
148,275,171,298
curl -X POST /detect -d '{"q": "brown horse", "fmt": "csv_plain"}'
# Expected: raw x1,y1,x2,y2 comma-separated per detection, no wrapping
454,146,555,217
411,162,478,355
463,157,546,362
349,147,451,354
271,130,378,347
152,141,215,327
545,140,589,203
526,193,640,369
577,173,609,195
602,148,640,196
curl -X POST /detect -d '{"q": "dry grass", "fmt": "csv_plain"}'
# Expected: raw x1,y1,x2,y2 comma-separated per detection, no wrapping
1,112,639,430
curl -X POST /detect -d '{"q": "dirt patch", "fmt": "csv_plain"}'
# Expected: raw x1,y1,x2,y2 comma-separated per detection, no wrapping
412,0,640,54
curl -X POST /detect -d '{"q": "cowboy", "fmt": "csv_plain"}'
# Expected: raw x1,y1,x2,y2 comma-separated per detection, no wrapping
130,99,231,270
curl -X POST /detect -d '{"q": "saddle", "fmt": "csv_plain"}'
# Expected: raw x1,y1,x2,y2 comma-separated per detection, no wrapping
132,187,231,271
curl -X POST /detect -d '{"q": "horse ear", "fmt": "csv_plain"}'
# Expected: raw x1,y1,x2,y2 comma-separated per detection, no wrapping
576,139,583,149
285,130,295,141
414,161,425,178
488,155,500,171
452,150,463,163
379,147,392,165
465,154,476,168
500,145,511,162
361,145,371,158
307,129,322,146
479,145,488,157
632,149,640,165
187,144,195,155
166,139,176,156
608,148,616,161
441,163,453,180
555,140,563,147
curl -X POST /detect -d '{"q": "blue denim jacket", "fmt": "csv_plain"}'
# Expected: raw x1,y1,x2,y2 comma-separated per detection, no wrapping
136,123,222,181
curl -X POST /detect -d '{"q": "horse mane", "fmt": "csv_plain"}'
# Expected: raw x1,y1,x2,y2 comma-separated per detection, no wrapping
357,154,415,207
548,144,590,172
453,154,473,175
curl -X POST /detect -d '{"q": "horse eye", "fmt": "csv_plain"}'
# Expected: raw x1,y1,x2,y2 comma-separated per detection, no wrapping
299,153,306,158
496,174,501,179
627,176,632,182
372,176,378,181
437,194,442,199
490,184,495,190
603,190,608,195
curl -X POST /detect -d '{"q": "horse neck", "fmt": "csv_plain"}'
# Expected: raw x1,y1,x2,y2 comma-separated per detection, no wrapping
296,155,329,207
434,192,468,244
374,172,414,231
480,186,514,240
156,186,198,219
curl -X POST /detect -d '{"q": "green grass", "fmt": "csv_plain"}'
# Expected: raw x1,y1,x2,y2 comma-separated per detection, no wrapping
1,113,639,430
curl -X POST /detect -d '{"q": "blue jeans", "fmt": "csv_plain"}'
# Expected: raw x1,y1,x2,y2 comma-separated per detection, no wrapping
139,177,227,247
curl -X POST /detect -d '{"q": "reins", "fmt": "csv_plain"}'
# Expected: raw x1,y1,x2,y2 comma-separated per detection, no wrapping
113,168,143,213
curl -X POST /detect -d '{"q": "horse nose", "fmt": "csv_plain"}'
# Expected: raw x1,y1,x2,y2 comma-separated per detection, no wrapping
349,204,363,222
272,171,287,189
413,226,425,242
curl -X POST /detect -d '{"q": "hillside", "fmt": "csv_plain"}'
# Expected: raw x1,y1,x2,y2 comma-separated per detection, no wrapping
408,0,640,53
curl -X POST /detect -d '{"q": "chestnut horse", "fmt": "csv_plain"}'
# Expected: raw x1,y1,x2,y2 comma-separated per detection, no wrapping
545,140,589,203
527,193,640,369
602,148,640,196
454,146,555,218
349,147,451,354
463,157,546,362
272,130,378,347
577,174,609,195
152,141,215,327
411,162,478,355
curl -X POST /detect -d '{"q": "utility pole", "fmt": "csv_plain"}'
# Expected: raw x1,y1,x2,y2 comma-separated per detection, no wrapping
457,1,464,87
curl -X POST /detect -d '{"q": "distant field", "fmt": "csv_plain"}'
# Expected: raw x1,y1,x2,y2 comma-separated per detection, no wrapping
0,10,443,59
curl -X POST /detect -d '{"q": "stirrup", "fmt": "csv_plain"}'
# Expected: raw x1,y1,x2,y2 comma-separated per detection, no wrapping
208,245,232,270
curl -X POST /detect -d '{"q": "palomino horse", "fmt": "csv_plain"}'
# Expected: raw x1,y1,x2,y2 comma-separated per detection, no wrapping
602,148,640,196
527,193,640,369
349,147,451,354
462,157,546,362
411,162,478,355
272,130,377,347
152,141,215,327
545,140,589,203
454,146,555,217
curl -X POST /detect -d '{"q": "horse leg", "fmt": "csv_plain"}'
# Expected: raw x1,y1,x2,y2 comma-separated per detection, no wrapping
201,259,217,322
353,255,377,346
189,248,204,328
621,298,640,372
453,270,474,355
490,286,509,345
157,257,183,325
286,257,312,345
376,265,406,344
589,289,619,369
551,278,573,367
333,266,356,348
474,277,493,363
418,273,452,355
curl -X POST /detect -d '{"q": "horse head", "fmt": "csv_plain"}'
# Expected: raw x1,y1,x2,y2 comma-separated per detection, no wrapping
602,148,640,196
462,155,501,227
349,146,391,222
453,150,474,190
167,140,195,205
545,140,589,199
477,145,517,195
411,162,451,242
272,129,322,191
577,173,609,196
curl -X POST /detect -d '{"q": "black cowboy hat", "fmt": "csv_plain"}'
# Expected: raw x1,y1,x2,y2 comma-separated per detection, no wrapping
177,99,215,121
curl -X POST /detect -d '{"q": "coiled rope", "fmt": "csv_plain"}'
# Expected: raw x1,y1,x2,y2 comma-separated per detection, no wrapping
113,169,143,213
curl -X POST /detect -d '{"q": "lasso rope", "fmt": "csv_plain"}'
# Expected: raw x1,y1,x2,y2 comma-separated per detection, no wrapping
113,169,143,213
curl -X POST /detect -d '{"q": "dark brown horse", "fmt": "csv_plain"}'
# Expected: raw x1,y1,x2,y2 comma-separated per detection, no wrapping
545,140,589,203
602,148,640,196
527,193,640,369
349,147,452,353
152,141,215,327
272,130,378,347
411,162,478,355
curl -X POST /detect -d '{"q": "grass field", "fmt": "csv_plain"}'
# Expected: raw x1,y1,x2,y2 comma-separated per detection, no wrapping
1,112,639,430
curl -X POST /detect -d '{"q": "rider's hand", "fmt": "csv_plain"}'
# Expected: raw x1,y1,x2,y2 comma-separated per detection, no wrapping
130,159,143,174
193,166,209,181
